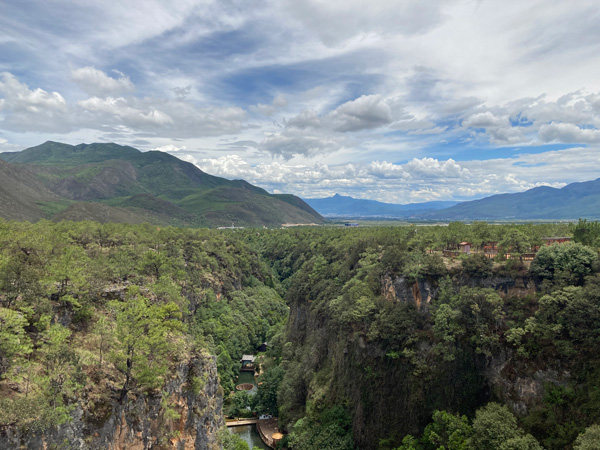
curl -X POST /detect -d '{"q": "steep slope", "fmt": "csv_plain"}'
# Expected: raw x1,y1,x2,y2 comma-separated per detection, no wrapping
429,178,600,220
0,141,323,226
305,193,458,218
0,159,60,221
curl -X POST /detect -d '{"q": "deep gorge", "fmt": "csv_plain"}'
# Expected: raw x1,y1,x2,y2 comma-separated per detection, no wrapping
1,221,600,449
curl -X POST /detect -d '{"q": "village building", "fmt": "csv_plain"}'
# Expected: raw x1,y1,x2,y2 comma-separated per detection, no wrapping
459,242,471,254
241,354,256,372
543,237,572,245
483,241,499,259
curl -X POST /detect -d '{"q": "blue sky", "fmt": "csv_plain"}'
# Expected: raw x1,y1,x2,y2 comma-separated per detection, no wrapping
1,0,600,202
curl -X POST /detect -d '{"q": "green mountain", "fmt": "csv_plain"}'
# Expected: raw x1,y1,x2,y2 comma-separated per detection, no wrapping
0,141,323,226
428,178,600,220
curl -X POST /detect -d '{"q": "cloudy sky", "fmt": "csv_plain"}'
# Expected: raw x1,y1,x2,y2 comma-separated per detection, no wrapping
1,0,600,203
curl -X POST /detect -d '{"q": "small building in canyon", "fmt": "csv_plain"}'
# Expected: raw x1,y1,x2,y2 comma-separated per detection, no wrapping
241,354,256,372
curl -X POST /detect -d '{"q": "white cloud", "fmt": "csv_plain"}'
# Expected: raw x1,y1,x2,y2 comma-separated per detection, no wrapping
0,72,66,113
329,94,392,131
539,122,600,143
78,96,174,126
281,0,447,46
72,67,134,96
193,145,600,203
462,112,507,128
0,72,69,131
3,1,600,202
154,144,186,152
252,94,288,116
260,132,343,159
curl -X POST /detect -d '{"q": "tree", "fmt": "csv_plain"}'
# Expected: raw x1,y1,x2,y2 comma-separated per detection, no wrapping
461,253,493,278
0,307,32,375
530,242,598,286
255,365,284,415
220,429,250,450
422,410,472,450
573,219,600,247
574,424,600,450
109,288,185,398
500,229,531,262
472,403,540,449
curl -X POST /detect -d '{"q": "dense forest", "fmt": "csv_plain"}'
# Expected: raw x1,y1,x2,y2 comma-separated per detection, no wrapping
0,220,286,448
1,219,600,448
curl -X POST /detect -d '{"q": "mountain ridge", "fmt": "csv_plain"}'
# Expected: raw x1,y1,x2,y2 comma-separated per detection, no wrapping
304,193,458,218
0,141,323,227
305,178,600,221
427,178,600,220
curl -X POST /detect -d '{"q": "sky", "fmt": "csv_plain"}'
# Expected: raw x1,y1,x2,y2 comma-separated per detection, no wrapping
1,0,600,203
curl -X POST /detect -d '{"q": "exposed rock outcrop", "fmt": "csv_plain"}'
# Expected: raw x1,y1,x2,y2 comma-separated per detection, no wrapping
0,354,223,450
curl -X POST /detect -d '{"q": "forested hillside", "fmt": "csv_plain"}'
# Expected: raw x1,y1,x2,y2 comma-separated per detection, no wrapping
2,219,600,449
0,220,287,448
0,142,323,227
248,221,600,449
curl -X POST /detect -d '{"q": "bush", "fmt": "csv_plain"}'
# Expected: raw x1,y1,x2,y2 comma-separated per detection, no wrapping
461,253,493,278
530,242,598,286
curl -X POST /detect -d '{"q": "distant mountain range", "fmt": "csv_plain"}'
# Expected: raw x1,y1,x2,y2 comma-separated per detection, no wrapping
307,179,600,220
304,194,458,218
0,141,323,227
425,178,600,220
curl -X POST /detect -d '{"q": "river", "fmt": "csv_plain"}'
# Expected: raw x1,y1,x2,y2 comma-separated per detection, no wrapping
229,425,269,449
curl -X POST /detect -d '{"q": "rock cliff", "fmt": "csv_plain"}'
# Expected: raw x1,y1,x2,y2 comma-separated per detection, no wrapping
0,353,223,449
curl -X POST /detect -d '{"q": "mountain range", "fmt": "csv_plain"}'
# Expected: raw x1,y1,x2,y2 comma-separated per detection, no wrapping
307,179,600,221
2,141,599,226
304,194,458,218
425,178,600,220
0,141,323,227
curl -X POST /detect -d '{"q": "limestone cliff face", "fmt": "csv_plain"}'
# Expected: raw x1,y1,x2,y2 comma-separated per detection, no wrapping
0,354,224,450
381,272,536,311
484,348,570,416
284,271,552,449
381,274,437,311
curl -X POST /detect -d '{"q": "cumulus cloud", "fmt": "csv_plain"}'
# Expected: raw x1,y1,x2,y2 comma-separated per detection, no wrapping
72,67,134,96
0,73,66,113
0,72,69,131
284,95,393,133
259,94,394,158
0,72,246,137
330,94,392,131
194,146,600,203
462,112,507,128
539,122,600,143
260,132,343,159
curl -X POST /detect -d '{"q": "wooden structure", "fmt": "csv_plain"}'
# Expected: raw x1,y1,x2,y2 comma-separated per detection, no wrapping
543,237,572,245
483,241,499,259
505,252,536,261
226,419,258,427
241,354,256,372
444,236,574,261
256,418,281,448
